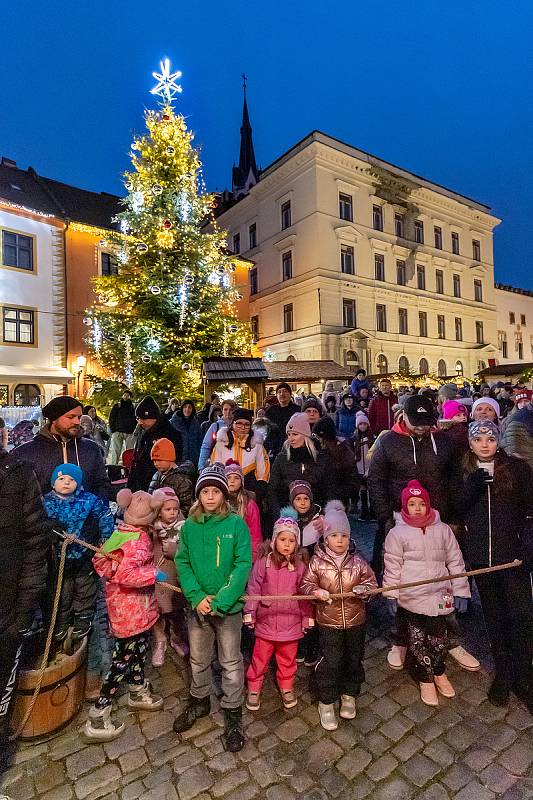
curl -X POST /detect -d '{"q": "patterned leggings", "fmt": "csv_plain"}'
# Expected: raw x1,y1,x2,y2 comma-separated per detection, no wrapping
404,610,448,683
96,632,149,708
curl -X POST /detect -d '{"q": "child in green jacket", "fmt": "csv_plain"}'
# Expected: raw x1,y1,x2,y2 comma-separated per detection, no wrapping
174,463,252,752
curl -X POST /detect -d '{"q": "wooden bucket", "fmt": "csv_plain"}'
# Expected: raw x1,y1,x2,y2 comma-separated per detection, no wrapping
12,638,87,739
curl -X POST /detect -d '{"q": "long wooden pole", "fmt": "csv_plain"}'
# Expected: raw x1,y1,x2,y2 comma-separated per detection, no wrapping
53,530,522,601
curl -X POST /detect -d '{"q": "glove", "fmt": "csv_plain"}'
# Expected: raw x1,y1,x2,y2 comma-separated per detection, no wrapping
353,585,372,596
155,569,167,582
386,598,398,615
454,596,468,614
469,468,493,492
313,589,331,602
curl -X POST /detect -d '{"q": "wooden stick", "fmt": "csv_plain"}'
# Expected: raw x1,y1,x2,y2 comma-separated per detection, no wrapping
52,530,522,601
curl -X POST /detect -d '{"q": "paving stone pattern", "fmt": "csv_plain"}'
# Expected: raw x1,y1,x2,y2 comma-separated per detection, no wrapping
1,520,532,800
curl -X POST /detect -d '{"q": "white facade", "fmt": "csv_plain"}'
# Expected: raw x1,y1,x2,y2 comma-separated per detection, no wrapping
494,285,533,364
217,132,501,379
0,206,72,405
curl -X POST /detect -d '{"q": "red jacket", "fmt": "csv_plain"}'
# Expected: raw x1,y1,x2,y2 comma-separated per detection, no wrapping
368,392,397,435
93,524,159,638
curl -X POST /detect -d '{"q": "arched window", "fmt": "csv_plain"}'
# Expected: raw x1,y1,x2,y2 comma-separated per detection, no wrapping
398,356,410,375
455,360,464,376
437,359,447,377
13,384,41,407
286,355,296,362
376,354,388,375
419,358,429,375
345,350,358,367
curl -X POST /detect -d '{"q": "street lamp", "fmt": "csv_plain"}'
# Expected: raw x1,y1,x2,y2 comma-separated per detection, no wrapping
76,355,87,398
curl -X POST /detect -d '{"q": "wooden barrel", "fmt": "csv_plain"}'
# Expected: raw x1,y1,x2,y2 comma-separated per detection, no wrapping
12,638,87,739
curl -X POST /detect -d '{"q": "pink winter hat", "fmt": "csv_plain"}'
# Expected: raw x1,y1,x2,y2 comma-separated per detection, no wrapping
286,412,311,438
157,487,180,506
442,400,468,420
323,500,350,538
401,481,431,515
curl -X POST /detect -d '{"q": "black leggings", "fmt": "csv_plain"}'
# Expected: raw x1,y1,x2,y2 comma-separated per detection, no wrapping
314,624,366,704
475,566,533,691
96,632,149,708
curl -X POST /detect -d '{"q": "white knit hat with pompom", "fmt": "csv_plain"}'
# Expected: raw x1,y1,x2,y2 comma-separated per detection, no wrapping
323,499,350,538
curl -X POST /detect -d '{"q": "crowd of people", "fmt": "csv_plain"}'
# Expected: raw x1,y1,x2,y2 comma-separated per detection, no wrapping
1,369,532,765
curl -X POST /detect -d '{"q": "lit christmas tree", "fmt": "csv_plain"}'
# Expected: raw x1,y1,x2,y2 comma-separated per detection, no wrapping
86,60,251,399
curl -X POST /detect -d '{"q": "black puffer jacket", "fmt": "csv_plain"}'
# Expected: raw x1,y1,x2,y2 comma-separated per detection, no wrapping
268,444,335,520
367,423,455,525
0,451,52,633
127,415,183,492
451,450,532,568
108,399,137,434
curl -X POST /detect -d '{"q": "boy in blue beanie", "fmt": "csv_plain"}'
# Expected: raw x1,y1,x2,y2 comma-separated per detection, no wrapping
44,463,115,650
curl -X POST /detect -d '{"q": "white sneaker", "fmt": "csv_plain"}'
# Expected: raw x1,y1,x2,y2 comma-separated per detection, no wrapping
128,681,164,710
318,702,338,730
84,705,125,741
339,695,356,719
387,645,406,670
448,646,480,672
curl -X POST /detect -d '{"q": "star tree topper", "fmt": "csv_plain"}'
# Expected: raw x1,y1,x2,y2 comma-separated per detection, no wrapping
150,58,183,104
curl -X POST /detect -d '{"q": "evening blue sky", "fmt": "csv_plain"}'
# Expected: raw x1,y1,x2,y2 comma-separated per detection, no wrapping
2,1,532,287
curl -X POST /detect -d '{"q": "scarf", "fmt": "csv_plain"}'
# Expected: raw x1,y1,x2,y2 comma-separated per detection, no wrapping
400,508,436,529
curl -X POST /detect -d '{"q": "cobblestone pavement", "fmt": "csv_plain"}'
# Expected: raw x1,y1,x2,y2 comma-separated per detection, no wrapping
1,520,532,800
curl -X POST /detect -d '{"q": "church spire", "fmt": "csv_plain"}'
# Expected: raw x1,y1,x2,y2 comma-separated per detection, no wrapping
232,74,259,198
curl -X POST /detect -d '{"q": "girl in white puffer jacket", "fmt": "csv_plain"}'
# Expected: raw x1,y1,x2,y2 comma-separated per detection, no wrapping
383,480,470,707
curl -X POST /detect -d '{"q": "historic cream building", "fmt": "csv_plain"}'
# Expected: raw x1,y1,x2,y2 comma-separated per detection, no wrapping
494,283,533,365
217,126,501,379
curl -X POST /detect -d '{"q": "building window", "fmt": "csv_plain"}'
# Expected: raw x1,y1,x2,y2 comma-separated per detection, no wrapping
435,269,444,294
453,274,461,298
101,252,118,276
372,204,383,231
455,360,464,376
521,314,526,326
286,355,296,362
451,231,460,255
374,253,385,281
1,230,34,271
2,306,35,344
13,384,41,406
250,315,259,343
419,311,428,338
394,213,405,238
376,304,387,332
283,303,293,332
434,226,443,249
339,193,353,221
249,267,257,296
377,354,388,375
474,279,483,302
414,219,424,244
509,312,515,324
455,317,463,341
232,232,240,254
516,333,523,359
340,245,355,275
282,251,293,281
343,298,356,329
345,350,358,367
249,222,257,249
419,357,429,375
281,200,291,230
438,359,447,377
475,320,484,344
498,331,508,358
472,239,481,261
396,260,406,286
398,355,410,374
416,264,426,290
437,314,446,339
398,307,408,335
0,385,8,406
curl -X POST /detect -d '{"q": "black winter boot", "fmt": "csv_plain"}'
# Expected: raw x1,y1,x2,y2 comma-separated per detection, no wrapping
222,706,245,752
488,676,510,707
173,695,210,734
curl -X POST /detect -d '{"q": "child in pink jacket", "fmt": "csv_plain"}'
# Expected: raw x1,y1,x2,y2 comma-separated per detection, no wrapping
225,459,262,560
244,509,314,711
85,488,169,741
383,480,470,707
